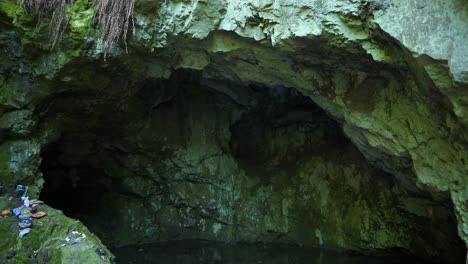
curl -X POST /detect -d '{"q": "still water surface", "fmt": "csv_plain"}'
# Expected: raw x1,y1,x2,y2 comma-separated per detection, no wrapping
114,240,423,264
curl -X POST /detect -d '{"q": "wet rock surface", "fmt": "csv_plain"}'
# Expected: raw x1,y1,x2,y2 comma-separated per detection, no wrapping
0,0,467,263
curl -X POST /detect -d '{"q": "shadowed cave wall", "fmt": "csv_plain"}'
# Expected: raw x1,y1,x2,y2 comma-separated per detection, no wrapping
37,70,464,263
1,1,467,263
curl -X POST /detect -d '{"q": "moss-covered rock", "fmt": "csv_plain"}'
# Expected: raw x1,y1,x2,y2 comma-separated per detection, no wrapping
0,0,467,262
0,198,113,263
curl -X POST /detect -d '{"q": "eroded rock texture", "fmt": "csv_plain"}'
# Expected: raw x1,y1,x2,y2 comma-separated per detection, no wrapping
0,0,467,263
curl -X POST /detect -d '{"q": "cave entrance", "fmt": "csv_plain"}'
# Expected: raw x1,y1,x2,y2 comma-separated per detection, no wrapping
37,70,464,263
39,136,115,223
39,130,121,244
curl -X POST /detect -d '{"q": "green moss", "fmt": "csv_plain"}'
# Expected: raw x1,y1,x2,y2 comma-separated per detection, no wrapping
0,0,95,59
0,1,44,48
0,144,13,190
0,1,31,24
68,0,95,57
0,202,114,263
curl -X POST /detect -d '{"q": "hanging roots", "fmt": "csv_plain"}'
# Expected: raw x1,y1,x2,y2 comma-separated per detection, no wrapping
22,0,72,49
94,0,135,58
20,0,135,57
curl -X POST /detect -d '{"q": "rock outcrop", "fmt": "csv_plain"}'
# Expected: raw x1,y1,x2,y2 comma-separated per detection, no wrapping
0,0,467,263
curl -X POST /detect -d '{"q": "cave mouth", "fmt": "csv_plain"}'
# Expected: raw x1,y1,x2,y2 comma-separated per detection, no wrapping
37,70,464,263
39,139,115,221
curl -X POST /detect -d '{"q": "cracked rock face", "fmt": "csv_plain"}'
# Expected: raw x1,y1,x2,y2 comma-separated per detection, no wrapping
35,70,464,263
0,0,467,263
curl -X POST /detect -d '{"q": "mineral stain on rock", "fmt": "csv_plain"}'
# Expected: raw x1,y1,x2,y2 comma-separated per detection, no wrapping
0,0,467,263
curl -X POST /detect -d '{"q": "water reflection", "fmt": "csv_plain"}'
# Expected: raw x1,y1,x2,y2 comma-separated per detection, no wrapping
114,240,423,264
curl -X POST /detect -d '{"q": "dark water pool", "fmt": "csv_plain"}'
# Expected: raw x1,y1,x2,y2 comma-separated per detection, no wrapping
113,241,425,264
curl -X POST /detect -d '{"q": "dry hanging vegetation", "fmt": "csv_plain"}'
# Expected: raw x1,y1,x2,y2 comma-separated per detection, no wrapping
21,0,135,57
22,0,71,49
95,0,135,56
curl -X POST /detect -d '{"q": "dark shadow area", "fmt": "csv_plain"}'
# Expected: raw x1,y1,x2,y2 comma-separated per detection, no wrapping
39,139,116,218
36,70,465,264
230,85,352,176
114,240,429,264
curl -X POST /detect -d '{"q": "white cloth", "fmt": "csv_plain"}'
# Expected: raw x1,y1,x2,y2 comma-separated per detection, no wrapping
22,196,30,207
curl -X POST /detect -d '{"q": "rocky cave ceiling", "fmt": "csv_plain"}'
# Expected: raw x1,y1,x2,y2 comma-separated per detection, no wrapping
0,0,467,263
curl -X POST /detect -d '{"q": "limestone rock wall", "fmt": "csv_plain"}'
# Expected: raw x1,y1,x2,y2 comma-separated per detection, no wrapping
0,0,467,262
35,71,463,263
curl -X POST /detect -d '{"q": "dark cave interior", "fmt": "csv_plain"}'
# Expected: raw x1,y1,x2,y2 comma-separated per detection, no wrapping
37,70,465,263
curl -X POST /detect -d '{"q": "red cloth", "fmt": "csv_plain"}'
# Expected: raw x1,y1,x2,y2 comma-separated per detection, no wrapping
31,212,48,219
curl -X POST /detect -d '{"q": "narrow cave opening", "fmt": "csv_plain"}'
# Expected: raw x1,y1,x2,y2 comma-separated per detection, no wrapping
37,70,464,263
